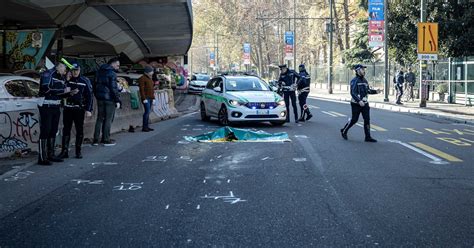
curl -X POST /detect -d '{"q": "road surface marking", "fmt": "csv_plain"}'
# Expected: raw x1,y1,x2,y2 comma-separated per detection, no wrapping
165,205,169,209
411,142,463,162
388,140,448,164
308,104,320,109
356,123,376,131
203,179,206,183
329,111,347,117
196,205,200,210
437,137,472,147
293,158,307,162
370,124,387,132
160,179,165,184
401,127,423,134
227,179,231,183
322,111,338,117
261,157,270,161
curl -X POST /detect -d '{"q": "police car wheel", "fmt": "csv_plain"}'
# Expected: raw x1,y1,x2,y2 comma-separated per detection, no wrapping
218,105,230,126
200,102,211,121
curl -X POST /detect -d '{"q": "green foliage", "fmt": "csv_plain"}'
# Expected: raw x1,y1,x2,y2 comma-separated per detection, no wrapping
344,18,375,69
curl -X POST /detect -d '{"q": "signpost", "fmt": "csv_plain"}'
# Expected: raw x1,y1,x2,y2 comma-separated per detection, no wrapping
209,52,215,68
243,43,251,65
368,0,385,48
417,22,438,60
284,31,294,64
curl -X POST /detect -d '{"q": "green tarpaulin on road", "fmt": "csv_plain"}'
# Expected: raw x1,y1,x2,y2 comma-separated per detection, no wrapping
184,126,291,143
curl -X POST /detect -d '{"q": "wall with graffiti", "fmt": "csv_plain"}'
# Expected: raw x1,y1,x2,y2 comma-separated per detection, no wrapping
0,111,40,156
5,29,55,71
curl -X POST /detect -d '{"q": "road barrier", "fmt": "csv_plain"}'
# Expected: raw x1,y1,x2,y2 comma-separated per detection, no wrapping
0,89,179,158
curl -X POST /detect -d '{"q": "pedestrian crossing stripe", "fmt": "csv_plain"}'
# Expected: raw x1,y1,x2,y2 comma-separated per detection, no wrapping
328,111,346,117
370,124,387,132
410,142,463,162
308,105,320,109
356,123,376,132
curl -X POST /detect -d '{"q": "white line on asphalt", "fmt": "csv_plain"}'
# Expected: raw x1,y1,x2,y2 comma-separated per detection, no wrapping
355,123,377,131
182,112,198,118
227,179,231,183
165,205,170,209
196,205,200,210
308,104,320,109
329,111,347,117
295,135,308,138
160,179,165,184
203,179,206,183
387,139,449,165
322,111,339,117
261,157,270,161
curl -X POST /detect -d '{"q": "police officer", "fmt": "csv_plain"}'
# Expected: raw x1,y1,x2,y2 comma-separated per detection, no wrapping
340,64,380,142
37,62,78,165
395,69,404,104
278,64,300,123
297,64,313,122
58,64,93,159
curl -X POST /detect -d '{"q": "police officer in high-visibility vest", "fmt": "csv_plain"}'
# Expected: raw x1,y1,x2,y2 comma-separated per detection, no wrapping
58,63,93,159
297,64,313,122
340,64,380,142
37,62,78,165
278,64,300,123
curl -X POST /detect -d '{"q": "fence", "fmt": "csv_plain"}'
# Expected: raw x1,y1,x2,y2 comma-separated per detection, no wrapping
309,56,474,105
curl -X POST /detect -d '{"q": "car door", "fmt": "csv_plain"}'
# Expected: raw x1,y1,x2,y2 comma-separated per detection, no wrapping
203,78,217,116
208,78,224,115
4,79,32,111
23,79,43,109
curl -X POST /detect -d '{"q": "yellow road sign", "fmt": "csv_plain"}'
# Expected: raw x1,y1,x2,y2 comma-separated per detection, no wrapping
418,22,438,54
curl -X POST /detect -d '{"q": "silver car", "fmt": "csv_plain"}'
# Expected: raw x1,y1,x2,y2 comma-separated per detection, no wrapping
188,74,210,94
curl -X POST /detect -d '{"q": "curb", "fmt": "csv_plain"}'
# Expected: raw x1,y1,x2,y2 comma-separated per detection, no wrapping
311,95,474,126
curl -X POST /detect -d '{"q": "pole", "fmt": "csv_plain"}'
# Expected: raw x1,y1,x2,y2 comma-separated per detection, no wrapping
383,0,389,102
216,34,219,72
448,57,452,103
328,0,333,94
419,0,427,107
293,0,296,68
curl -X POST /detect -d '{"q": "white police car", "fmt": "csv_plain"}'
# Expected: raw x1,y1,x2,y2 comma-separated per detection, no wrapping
0,76,42,112
200,75,287,126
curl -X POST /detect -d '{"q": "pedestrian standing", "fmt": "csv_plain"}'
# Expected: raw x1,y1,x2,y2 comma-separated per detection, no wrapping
37,62,77,165
278,64,300,123
395,70,405,104
58,64,93,159
92,58,121,146
424,71,432,101
404,67,416,101
297,64,313,122
138,66,156,132
340,64,380,142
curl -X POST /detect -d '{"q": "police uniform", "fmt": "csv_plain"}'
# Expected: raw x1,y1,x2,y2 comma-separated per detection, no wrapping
58,64,93,159
297,64,313,122
38,66,68,165
340,64,378,142
278,65,300,123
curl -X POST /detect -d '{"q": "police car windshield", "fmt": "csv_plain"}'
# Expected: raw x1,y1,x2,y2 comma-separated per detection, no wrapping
225,78,270,91
195,75,210,81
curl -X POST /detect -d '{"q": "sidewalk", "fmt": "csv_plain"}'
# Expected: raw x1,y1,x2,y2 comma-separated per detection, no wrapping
309,84,474,125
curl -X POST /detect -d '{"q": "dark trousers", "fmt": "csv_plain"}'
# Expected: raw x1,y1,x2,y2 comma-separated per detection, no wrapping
63,107,85,137
142,98,152,129
342,102,371,138
395,85,404,103
39,105,61,139
283,91,298,121
298,92,309,114
94,100,115,142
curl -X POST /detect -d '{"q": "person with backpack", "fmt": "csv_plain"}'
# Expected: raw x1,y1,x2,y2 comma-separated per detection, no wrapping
395,70,405,105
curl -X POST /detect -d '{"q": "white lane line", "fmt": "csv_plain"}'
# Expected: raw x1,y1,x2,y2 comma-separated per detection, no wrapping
355,123,376,131
322,111,338,117
308,104,320,109
329,111,347,117
387,139,449,165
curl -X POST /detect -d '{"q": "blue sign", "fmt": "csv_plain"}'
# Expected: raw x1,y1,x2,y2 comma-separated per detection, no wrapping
368,0,384,21
210,52,215,60
284,31,294,45
243,43,251,53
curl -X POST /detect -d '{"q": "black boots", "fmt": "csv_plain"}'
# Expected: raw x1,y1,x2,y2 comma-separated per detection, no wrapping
75,135,83,159
47,138,63,162
298,110,306,122
58,136,70,159
305,109,313,121
38,139,52,166
364,124,377,142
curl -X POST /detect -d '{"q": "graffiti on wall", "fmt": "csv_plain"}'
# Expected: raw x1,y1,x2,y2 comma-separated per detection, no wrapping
0,112,39,153
5,30,55,70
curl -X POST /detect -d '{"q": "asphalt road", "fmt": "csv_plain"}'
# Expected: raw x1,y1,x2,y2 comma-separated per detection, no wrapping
0,96,473,247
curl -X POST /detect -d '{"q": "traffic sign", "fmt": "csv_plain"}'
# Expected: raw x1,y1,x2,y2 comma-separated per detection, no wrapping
417,22,438,56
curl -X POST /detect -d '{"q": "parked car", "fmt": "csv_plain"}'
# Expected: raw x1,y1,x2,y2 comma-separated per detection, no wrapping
200,74,287,126
188,74,210,94
0,76,42,112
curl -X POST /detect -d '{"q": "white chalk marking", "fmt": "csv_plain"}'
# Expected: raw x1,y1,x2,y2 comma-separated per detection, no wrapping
160,179,165,184
203,179,206,183
261,157,270,161
91,162,118,166
181,128,188,131
295,135,308,138
227,179,231,183
196,205,200,210
201,191,247,204
178,141,190,144
293,158,307,162
113,182,144,191
180,156,193,162
165,204,170,209
217,155,222,159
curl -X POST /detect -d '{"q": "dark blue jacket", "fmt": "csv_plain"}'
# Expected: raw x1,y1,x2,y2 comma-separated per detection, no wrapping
39,69,68,103
350,75,377,103
94,64,120,103
278,69,300,92
65,75,93,112
297,70,311,92
396,72,405,85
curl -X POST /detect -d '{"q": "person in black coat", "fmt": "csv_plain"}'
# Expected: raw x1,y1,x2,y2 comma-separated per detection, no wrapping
340,64,380,142
278,64,300,123
297,64,313,122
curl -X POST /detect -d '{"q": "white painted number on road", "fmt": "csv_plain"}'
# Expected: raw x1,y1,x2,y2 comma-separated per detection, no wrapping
113,182,144,191
201,191,247,204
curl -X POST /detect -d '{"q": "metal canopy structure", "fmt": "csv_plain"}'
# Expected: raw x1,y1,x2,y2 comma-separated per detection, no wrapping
1,0,193,61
